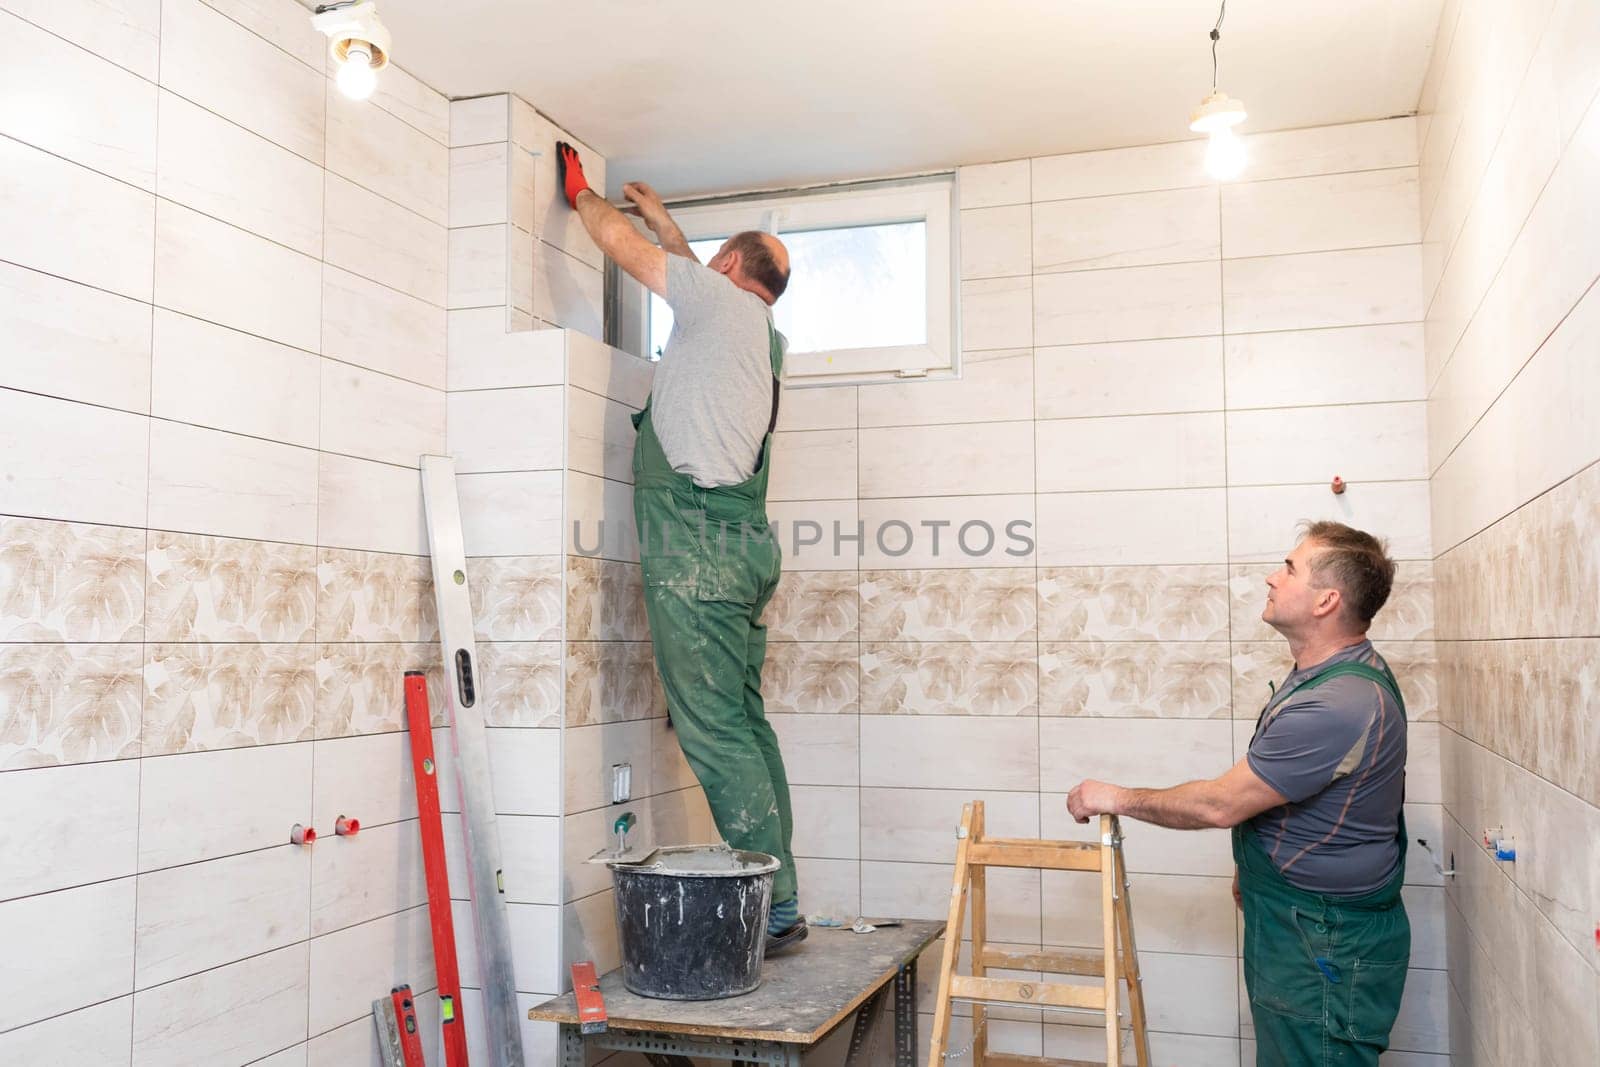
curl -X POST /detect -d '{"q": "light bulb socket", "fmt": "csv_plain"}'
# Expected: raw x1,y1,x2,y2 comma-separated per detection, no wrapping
1189,89,1247,133
311,1,391,71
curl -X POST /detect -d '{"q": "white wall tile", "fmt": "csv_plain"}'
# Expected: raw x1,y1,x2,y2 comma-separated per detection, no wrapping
961,276,1032,350
960,205,1031,279
451,143,510,227
1223,245,1423,334
858,348,1032,427
564,720,653,815
1034,261,1221,346
566,387,637,483
148,420,318,543
450,95,508,147
1226,481,1432,562
511,103,604,269
496,815,561,905
862,860,1042,943
319,360,446,467
370,62,450,145
1035,336,1223,419
766,499,862,571
327,86,449,225
0,263,152,413
1,0,160,80
0,878,135,1030
138,742,314,870
561,891,620,978
860,788,1039,863
1224,324,1425,408
1043,870,1236,957
307,905,434,1035
154,199,321,352
312,731,420,830
200,0,325,69
323,265,447,388
853,494,1034,570
151,309,319,448
0,135,154,300
795,857,861,918
0,760,140,901
0,996,132,1066
305,988,440,1067
0,388,149,527
448,224,509,309
159,0,324,163
769,429,859,502
1038,717,1234,792
310,818,426,935
486,727,562,815
458,470,565,557
1222,168,1420,259
1037,412,1225,492
1039,792,1234,876
860,421,1034,498
790,784,861,859
131,942,308,1067
1036,488,1226,566
861,715,1038,790
325,173,448,307
1033,186,1219,272
958,159,1029,209
449,387,564,474
535,241,605,338
316,452,429,556
135,844,310,988
767,714,859,787
156,90,322,258
1226,402,1428,485
1243,117,1417,182
447,312,565,391
1031,140,1207,201
0,9,156,188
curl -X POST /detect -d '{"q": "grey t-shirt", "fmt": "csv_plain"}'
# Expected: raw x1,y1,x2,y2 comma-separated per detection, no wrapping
653,255,780,488
1245,640,1407,896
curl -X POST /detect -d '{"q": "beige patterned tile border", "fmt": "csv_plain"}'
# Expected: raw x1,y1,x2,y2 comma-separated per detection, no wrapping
0,643,142,769
143,643,315,755
0,518,144,642
147,530,315,642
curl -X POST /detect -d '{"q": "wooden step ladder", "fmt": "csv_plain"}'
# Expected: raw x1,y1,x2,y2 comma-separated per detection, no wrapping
927,802,1150,1067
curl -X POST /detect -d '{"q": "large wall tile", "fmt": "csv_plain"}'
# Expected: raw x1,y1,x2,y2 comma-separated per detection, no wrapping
154,200,321,352
0,878,135,1030
860,568,1035,641
1040,641,1231,718
316,452,429,557
0,996,132,1066
0,136,154,299
131,941,308,1067
860,788,1038,863
143,641,315,755
862,640,1037,716
370,63,449,144
761,570,859,642
326,86,449,225
2,0,160,79
763,642,859,715
324,173,448,306
1037,412,1225,492
861,715,1037,790
1222,168,1420,259
1038,718,1233,791
0,643,143,769
310,731,418,830
448,313,565,390
0,759,139,901
1225,402,1429,485
566,387,638,483
960,204,1031,279
0,9,156,188
1036,488,1226,566
0,263,152,414
1034,260,1221,345
0,516,146,643
319,360,447,467
151,310,320,449
770,429,859,501
313,643,442,739
459,470,565,557
1038,564,1229,641
1224,324,1424,408
960,276,1032,350
156,90,322,257
0,388,148,531
450,142,509,227
858,347,1032,427
861,421,1033,498
856,494,1035,570
159,0,324,163
1031,140,1206,201
323,265,447,388
1244,118,1417,182
146,530,315,642
1223,245,1423,333
1226,481,1432,562
449,387,565,474
310,818,426,936
317,547,436,643
486,727,562,815
535,241,605,338
1033,185,1219,272
958,159,1029,209
148,420,318,544
1035,336,1223,419
201,0,325,69
138,741,313,870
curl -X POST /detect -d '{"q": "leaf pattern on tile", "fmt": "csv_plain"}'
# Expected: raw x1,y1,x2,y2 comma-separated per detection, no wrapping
1039,642,1230,718
317,548,438,642
0,518,144,641
564,641,660,727
762,643,859,714
760,570,858,642
478,642,563,727
1038,565,1227,641
860,569,1035,641
468,556,562,641
0,643,142,768
146,530,315,642
315,643,446,738
1231,560,1434,644
861,641,1037,715
142,643,315,755
566,556,648,642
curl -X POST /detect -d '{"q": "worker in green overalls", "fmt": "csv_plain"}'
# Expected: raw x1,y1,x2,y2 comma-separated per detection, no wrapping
1065,521,1411,1065
558,145,808,954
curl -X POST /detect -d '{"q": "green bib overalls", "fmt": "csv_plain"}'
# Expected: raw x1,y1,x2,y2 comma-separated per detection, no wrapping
1234,660,1411,1066
630,326,797,903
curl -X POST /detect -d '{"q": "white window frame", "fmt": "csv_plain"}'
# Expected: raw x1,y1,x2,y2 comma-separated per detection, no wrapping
624,174,960,387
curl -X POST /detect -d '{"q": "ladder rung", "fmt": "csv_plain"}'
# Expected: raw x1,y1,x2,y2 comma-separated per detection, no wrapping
967,840,1103,871
985,1055,1107,1067
948,975,1106,1011
978,948,1106,978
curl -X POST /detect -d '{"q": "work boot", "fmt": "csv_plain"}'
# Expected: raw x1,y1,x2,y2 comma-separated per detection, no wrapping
765,917,808,956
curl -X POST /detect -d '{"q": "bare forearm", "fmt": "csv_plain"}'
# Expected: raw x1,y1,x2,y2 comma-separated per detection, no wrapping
650,214,696,260
1114,780,1230,830
574,189,635,258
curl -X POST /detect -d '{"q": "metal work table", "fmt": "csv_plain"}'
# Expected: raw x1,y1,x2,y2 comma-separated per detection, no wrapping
529,919,944,1067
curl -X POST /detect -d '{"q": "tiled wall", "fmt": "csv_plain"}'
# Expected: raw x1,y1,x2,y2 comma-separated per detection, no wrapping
0,0,460,1062
1416,0,1600,1063
757,116,1448,1065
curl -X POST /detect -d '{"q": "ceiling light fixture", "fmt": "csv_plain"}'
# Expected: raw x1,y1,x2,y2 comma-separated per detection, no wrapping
311,1,391,101
1190,0,1247,180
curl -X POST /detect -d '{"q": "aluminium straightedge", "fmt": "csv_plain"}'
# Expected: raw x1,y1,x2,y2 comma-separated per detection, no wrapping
421,454,526,1066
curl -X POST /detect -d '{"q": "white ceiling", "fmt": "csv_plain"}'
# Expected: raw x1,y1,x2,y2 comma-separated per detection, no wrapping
374,0,1444,197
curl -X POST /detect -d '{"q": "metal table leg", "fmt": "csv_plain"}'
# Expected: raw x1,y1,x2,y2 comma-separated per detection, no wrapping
560,1024,587,1067
894,961,917,1067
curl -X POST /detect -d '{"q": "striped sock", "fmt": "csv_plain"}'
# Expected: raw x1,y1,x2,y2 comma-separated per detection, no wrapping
768,897,799,935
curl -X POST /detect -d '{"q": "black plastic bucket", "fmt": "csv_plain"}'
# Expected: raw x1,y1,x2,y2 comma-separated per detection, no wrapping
609,844,780,1000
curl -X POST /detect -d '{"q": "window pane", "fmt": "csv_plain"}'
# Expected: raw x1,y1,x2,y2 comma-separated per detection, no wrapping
647,223,927,359
776,222,926,353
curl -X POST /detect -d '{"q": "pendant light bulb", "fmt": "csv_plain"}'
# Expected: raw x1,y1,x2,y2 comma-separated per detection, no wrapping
1204,126,1247,180
337,43,377,99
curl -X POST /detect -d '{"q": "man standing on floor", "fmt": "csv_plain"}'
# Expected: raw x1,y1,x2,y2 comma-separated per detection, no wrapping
555,143,806,953
1065,521,1410,1065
